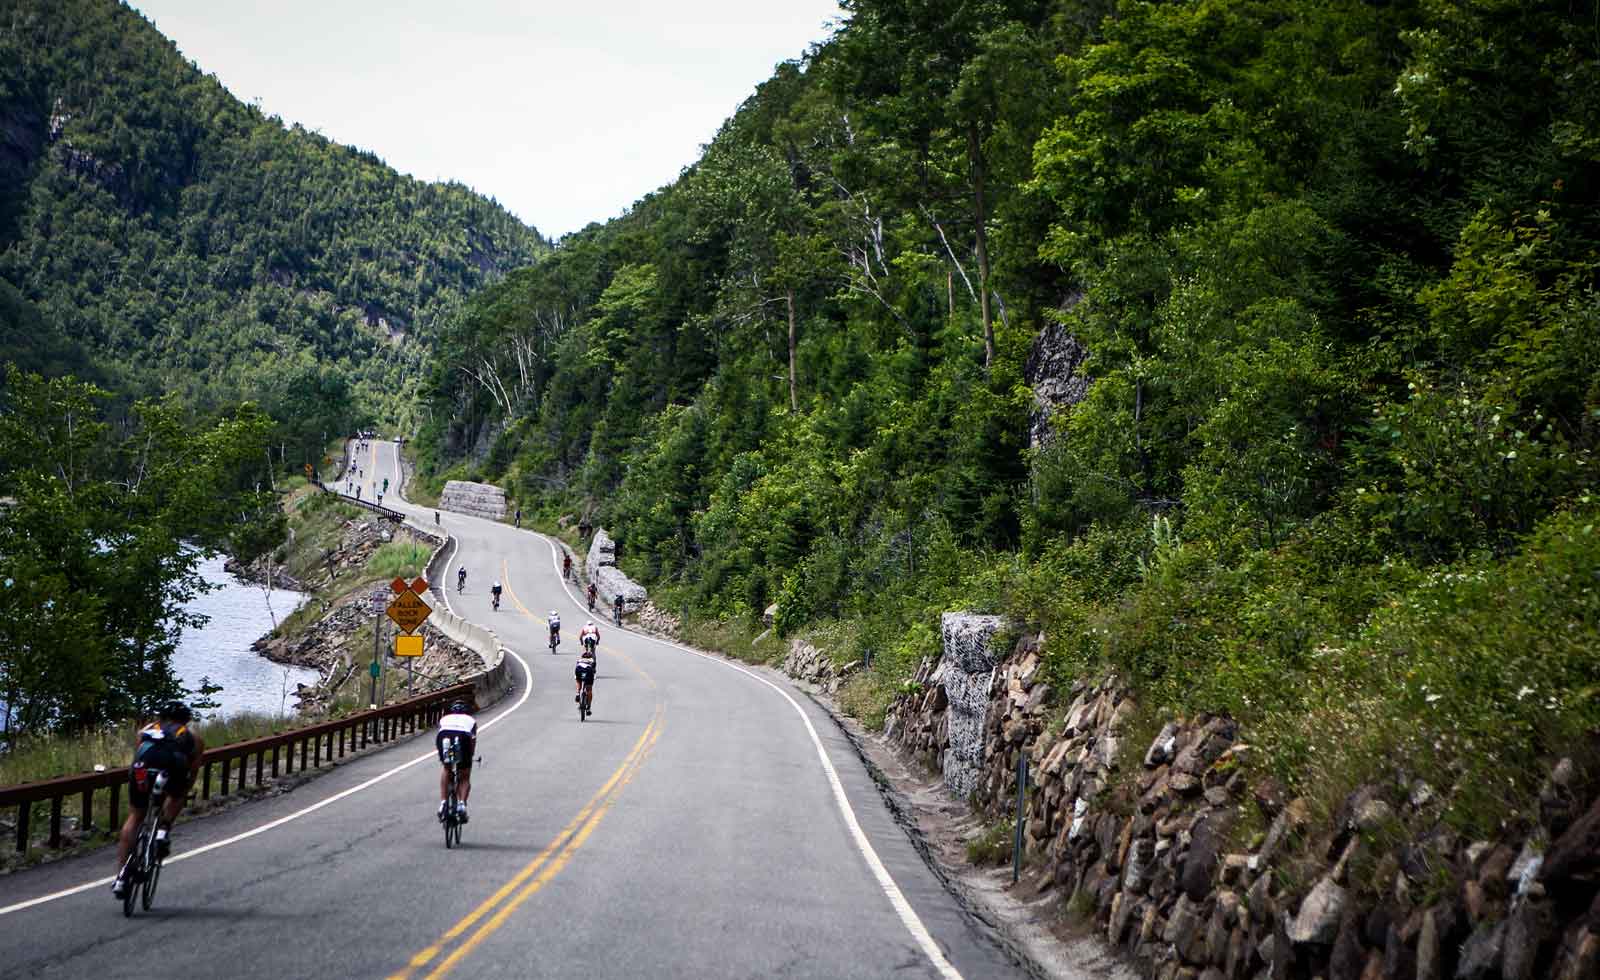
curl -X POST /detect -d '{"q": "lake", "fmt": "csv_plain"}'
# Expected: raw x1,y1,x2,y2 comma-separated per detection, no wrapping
173,553,318,718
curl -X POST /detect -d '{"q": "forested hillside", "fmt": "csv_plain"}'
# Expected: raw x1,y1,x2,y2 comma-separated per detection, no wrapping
421,0,1599,831
0,0,547,453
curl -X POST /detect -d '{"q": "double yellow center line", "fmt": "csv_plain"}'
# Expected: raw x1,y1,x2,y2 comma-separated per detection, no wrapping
388,558,660,979
390,704,665,980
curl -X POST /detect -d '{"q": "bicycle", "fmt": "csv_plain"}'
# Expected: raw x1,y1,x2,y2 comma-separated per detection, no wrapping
118,770,170,916
457,573,466,594
441,744,465,849
548,630,559,655
491,590,501,612
578,678,592,721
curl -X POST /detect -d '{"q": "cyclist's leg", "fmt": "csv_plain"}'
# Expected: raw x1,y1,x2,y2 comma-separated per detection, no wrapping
114,805,144,872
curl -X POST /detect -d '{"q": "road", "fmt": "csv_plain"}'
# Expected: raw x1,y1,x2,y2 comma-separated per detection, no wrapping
0,438,1028,979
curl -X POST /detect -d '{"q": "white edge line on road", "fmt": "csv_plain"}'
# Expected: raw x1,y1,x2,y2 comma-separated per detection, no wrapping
538,533,963,980
0,498,532,919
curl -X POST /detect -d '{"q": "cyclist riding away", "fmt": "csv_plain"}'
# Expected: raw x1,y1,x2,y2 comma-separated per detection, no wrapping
548,611,561,649
562,552,573,582
586,581,597,611
491,580,502,611
579,620,600,659
435,700,477,823
457,566,467,593
613,592,624,625
575,645,596,717
113,702,204,899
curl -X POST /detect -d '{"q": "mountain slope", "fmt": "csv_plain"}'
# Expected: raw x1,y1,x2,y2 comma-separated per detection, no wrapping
0,0,547,430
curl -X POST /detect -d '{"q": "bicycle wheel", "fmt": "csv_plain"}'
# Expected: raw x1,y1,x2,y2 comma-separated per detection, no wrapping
444,772,458,849
121,844,142,918
142,844,161,911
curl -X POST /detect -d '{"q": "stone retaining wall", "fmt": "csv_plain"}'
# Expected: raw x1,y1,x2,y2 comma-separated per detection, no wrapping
871,618,1600,980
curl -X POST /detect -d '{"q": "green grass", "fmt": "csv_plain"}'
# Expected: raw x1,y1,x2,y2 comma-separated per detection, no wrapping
680,615,781,665
366,540,431,580
966,820,1015,865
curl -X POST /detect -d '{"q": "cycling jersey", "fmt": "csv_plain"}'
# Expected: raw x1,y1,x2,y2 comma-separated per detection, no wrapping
436,712,478,771
575,654,596,683
129,722,196,808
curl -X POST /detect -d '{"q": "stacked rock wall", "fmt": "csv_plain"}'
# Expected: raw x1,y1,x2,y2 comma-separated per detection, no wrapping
585,527,647,613
877,620,1600,980
439,480,506,521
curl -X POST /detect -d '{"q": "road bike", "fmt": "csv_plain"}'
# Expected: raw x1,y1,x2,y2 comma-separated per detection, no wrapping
457,574,465,594
578,678,592,721
548,630,559,655
119,770,170,916
491,590,501,612
441,744,466,849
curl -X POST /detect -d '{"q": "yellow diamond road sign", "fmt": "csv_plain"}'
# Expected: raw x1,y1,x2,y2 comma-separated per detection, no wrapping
385,590,432,634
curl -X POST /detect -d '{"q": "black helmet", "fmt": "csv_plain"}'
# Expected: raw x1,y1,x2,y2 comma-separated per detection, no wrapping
449,700,471,714
159,701,192,723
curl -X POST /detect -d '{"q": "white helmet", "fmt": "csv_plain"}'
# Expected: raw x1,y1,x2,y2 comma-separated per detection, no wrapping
550,610,559,618
493,580,501,589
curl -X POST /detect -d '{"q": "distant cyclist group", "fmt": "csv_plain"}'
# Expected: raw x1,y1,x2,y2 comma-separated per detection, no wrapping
115,517,637,904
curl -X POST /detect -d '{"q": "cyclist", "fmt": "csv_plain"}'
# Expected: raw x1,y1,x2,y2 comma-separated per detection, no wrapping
579,619,600,658
113,702,204,899
548,610,561,649
435,700,477,823
613,593,624,625
575,645,596,717
586,581,597,611
457,566,467,593
562,552,573,581
514,508,522,528
491,580,502,611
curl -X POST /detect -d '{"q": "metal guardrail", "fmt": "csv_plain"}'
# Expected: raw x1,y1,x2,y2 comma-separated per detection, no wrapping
2,450,517,855
2,683,474,853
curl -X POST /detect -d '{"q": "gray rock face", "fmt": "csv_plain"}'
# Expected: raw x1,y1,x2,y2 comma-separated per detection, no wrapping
1025,320,1090,449
587,527,618,569
585,527,647,614
439,480,506,521
942,612,1007,799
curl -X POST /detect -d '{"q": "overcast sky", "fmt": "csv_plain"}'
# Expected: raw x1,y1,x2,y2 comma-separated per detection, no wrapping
130,1,843,239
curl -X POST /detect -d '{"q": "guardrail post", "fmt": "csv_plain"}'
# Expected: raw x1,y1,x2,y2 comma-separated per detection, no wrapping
109,783,120,833
202,762,212,801
48,796,62,847
255,750,264,787
16,802,29,852
272,744,281,777
299,737,308,770
80,789,94,833
221,757,231,796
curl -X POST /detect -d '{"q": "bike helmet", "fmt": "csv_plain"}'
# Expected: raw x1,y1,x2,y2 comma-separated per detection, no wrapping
585,621,595,628
158,701,192,723
493,580,501,589
449,700,471,714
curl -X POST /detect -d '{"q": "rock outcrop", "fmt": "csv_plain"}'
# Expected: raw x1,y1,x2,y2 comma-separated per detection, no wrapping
1025,319,1090,449
439,480,506,521
585,527,647,614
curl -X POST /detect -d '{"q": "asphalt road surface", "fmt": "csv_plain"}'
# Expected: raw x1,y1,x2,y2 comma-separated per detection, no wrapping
0,439,1029,979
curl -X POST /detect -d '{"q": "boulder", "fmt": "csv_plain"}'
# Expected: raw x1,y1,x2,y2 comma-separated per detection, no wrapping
1025,320,1090,449
1290,876,1347,945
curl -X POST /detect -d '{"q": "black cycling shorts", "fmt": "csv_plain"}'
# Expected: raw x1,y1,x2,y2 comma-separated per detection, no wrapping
128,762,190,811
575,663,595,684
437,732,474,771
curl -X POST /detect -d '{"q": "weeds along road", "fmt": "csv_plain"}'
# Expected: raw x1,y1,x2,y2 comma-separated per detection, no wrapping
0,440,1026,980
